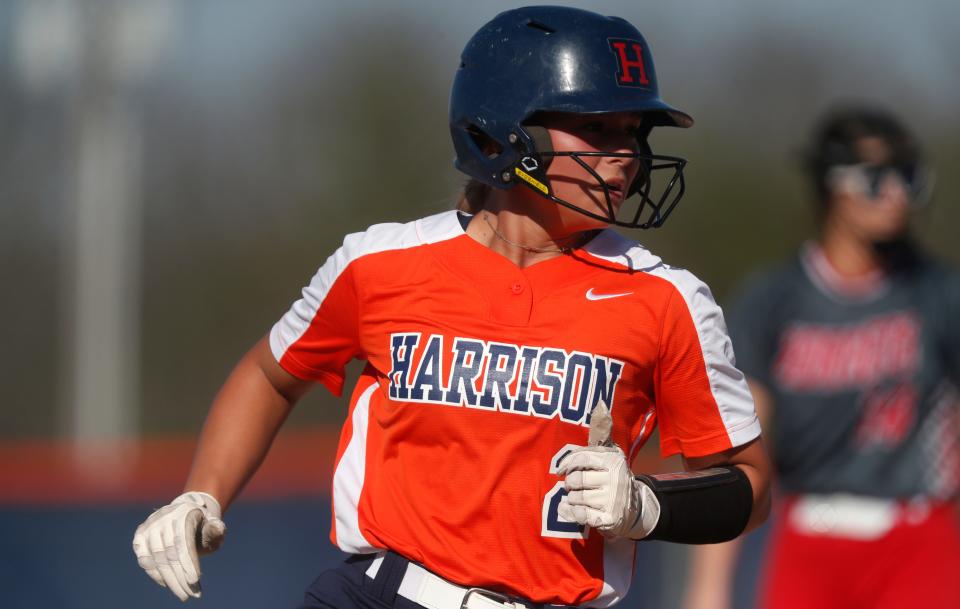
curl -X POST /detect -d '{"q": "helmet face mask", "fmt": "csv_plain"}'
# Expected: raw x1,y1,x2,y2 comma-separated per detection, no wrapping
509,136,688,229
449,6,693,229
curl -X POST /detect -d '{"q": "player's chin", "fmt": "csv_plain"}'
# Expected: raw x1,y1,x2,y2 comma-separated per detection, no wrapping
579,186,625,221
559,202,611,232
860,214,911,243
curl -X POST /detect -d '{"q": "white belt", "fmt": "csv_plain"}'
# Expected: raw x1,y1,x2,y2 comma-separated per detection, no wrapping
365,553,528,609
789,493,931,540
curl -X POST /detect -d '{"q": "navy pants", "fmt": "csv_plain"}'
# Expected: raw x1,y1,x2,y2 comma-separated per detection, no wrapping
298,553,427,609
297,552,553,609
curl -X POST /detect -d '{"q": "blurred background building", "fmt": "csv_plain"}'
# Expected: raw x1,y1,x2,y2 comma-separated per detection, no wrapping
1,1,957,608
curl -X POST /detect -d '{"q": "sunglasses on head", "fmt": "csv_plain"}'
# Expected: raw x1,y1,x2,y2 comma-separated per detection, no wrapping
826,163,934,205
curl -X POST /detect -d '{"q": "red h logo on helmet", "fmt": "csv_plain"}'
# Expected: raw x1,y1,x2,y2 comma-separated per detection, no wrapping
608,39,650,87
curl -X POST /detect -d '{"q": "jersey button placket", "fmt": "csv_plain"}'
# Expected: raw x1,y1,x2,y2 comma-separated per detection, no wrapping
492,273,532,325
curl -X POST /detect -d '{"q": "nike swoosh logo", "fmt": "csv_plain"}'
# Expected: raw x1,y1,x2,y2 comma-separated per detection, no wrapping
585,288,633,301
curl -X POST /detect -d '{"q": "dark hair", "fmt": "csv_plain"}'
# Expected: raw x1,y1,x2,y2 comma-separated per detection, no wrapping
805,105,921,204
455,178,491,215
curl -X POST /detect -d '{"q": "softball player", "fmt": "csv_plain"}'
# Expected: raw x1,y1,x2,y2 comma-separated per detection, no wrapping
133,7,771,608
683,107,960,609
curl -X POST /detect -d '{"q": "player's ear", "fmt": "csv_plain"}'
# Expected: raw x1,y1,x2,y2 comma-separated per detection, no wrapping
523,125,554,169
520,112,555,169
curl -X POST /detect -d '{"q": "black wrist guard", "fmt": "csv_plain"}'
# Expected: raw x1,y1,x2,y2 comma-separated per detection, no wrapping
636,465,753,544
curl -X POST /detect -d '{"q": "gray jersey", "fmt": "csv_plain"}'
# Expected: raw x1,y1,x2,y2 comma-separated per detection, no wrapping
728,244,960,499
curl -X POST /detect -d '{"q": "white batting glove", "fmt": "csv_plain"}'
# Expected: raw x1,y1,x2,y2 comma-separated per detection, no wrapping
557,445,660,539
132,491,226,602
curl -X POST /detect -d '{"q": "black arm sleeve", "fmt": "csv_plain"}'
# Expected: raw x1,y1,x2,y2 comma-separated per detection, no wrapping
637,466,753,544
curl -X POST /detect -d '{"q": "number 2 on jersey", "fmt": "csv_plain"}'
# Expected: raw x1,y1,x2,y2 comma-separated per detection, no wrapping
541,444,589,539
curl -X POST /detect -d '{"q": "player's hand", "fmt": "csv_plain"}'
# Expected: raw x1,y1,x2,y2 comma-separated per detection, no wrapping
557,444,646,537
556,399,659,539
132,491,226,602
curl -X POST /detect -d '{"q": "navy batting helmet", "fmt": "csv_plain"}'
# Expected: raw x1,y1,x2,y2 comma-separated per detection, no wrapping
450,6,693,228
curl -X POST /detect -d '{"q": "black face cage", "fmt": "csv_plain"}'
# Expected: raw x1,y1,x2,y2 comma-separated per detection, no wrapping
526,151,687,229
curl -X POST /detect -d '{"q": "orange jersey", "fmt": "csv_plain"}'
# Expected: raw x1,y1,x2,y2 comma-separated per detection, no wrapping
269,210,759,606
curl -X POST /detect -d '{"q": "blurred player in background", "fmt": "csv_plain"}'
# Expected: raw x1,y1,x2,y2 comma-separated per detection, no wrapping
132,6,770,608
683,106,960,609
